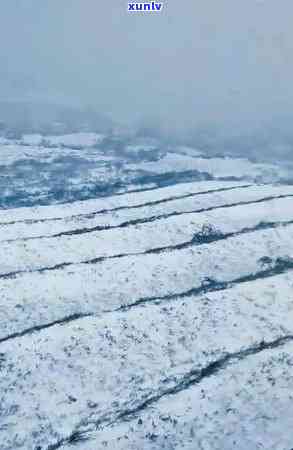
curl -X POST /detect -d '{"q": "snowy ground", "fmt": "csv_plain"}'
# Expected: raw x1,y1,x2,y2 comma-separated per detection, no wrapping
1,133,293,449
1,133,292,209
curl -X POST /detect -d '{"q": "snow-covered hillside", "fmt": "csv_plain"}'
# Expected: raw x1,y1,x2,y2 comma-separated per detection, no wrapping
1,133,292,209
1,133,293,449
1,169,293,449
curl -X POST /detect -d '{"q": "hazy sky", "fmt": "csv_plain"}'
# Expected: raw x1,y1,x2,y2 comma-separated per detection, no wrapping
1,0,293,129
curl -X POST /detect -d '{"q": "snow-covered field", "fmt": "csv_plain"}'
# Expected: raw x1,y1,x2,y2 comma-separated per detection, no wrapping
1,133,292,209
1,134,293,449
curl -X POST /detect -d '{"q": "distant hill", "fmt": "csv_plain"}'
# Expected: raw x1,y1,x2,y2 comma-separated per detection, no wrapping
0,101,114,137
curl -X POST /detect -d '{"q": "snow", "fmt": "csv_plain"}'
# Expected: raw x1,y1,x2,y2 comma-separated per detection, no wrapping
1,140,293,449
1,272,293,449
77,341,293,450
171,145,203,157
0,180,249,224
0,183,292,243
1,193,293,273
125,144,158,153
127,152,290,181
1,132,291,210
21,134,44,145
1,208,293,340
21,132,104,147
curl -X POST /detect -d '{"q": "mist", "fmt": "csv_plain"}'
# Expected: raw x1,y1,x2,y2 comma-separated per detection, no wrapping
1,0,293,137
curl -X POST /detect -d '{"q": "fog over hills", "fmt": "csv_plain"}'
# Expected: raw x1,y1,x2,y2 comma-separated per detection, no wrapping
1,0,293,154
1,2,293,450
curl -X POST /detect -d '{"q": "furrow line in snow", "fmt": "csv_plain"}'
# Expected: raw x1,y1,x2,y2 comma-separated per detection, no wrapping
2,258,292,346
0,313,93,345
46,333,293,450
87,219,293,260
3,191,292,243
0,184,252,226
62,184,253,219
114,257,293,312
32,192,293,239
1,220,292,279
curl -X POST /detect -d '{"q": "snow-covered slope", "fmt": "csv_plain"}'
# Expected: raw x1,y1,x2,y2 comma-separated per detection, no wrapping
1,133,292,209
21,132,105,147
1,179,293,450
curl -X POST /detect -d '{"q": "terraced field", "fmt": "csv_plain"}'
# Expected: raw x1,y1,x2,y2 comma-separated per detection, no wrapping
1,176,293,450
